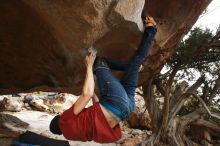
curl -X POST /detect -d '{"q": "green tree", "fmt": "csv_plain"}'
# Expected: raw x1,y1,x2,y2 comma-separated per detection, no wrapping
140,27,220,146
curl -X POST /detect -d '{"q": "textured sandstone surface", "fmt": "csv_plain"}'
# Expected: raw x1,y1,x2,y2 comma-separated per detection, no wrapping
0,0,211,94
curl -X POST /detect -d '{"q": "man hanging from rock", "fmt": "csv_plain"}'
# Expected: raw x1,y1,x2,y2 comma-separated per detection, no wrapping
49,17,157,143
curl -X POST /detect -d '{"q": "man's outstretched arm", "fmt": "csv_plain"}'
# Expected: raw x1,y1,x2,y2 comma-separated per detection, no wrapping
73,54,96,115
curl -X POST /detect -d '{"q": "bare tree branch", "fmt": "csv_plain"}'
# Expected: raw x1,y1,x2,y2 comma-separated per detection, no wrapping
190,93,220,120
201,82,209,101
166,66,179,92
193,118,220,133
188,76,205,93
170,81,189,108
154,78,166,97
181,109,202,125
155,92,170,144
208,77,220,105
170,76,205,119
170,94,189,120
143,81,162,131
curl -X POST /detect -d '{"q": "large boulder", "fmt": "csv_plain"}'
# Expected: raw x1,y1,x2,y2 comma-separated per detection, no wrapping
0,0,211,94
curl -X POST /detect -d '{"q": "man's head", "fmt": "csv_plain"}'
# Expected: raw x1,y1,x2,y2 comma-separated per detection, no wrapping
49,115,62,135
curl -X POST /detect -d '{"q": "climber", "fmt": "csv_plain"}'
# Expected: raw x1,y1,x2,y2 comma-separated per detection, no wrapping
49,17,157,143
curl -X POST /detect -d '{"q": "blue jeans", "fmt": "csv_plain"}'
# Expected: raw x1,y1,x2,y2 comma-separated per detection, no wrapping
94,26,157,120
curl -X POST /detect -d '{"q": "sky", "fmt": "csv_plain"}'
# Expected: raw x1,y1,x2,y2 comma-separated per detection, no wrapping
194,0,220,32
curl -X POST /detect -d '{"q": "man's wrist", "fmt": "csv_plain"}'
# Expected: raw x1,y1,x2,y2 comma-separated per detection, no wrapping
87,66,93,71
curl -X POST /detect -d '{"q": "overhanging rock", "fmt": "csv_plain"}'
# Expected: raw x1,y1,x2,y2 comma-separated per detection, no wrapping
0,0,211,94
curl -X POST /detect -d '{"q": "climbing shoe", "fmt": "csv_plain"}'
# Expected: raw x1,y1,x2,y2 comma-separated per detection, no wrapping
144,16,157,27
93,57,110,72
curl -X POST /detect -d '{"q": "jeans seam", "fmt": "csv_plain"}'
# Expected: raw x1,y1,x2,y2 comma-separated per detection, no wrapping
105,95,127,104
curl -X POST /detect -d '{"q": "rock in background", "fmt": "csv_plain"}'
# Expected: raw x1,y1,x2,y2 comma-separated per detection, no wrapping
0,92,150,146
127,94,151,130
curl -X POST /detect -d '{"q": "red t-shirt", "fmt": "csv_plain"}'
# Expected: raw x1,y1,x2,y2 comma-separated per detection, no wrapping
59,102,121,143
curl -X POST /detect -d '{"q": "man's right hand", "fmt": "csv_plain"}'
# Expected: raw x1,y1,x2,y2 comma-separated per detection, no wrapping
85,53,96,69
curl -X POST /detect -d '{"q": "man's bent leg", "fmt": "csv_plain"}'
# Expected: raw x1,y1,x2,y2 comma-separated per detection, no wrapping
94,59,130,120
121,26,157,112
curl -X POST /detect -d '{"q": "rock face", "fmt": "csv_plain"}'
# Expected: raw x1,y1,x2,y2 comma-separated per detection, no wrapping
127,94,151,130
0,0,211,94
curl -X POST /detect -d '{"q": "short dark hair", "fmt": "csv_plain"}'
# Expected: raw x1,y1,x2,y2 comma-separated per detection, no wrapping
49,115,62,135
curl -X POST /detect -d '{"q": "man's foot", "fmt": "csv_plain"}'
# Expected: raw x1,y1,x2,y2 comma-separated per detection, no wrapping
143,16,156,27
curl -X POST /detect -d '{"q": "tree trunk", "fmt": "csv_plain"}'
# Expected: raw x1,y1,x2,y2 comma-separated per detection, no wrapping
141,77,207,146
